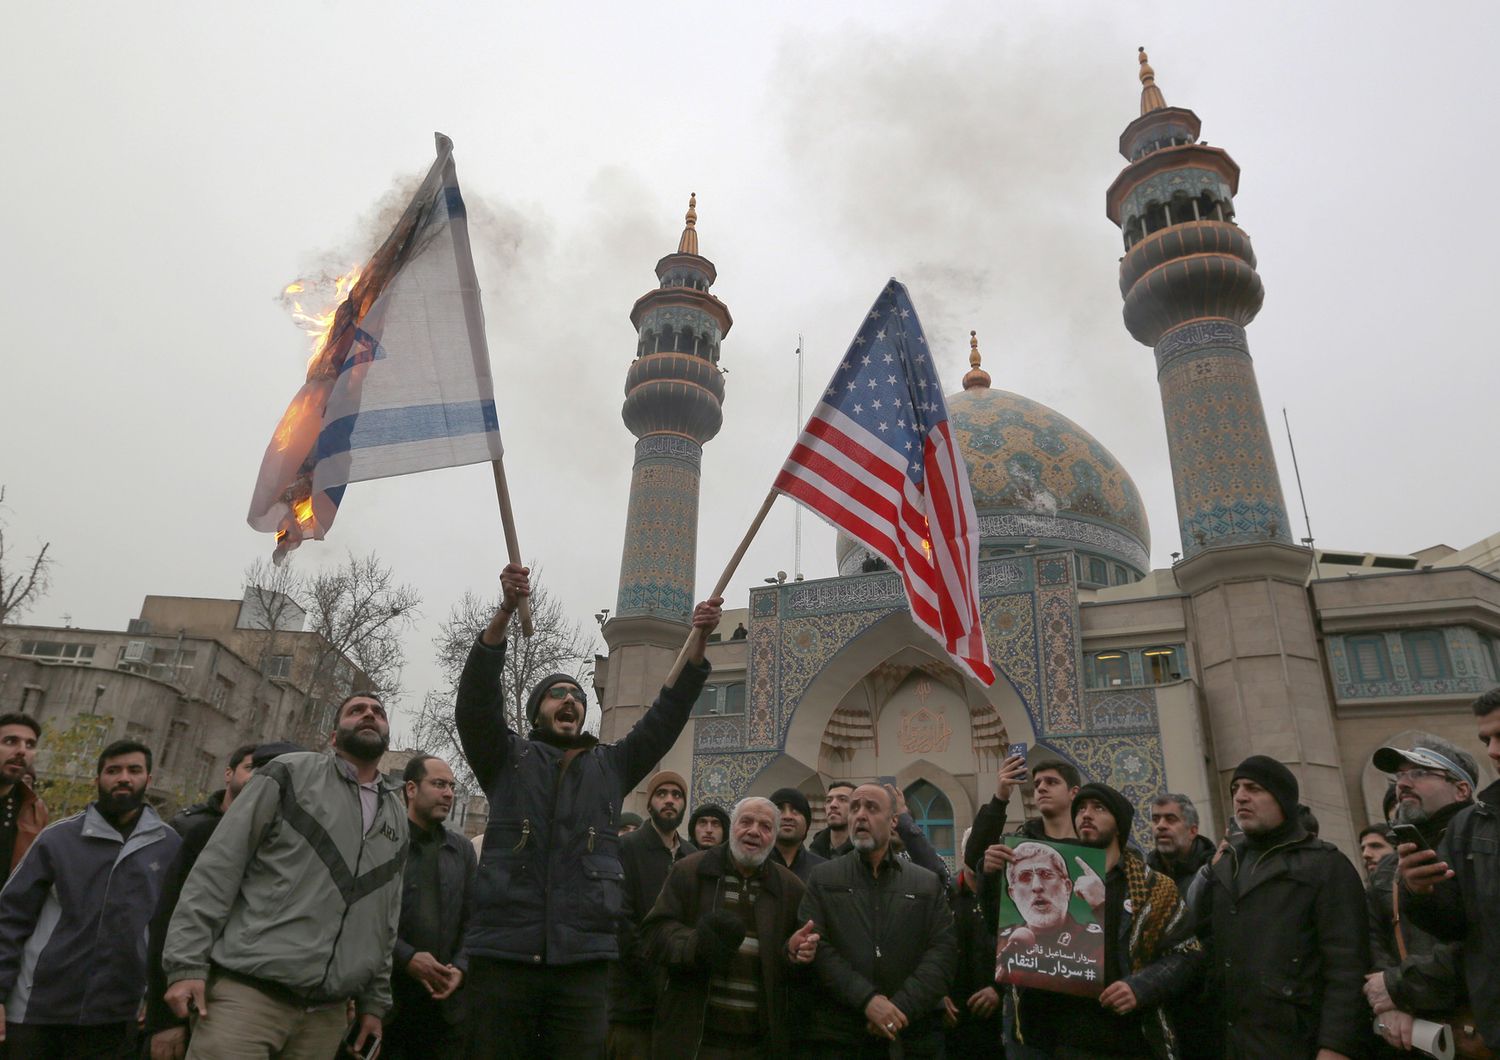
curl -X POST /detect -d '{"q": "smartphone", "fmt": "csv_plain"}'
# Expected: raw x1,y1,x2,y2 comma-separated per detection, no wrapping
1005,743,1029,781
1390,823,1428,852
342,1025,381,1060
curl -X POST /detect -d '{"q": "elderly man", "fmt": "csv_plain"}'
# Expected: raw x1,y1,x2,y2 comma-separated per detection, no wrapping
801,783,954,1058
609,770,694,1059
457,562,721,1058
1194,755,1368,1060
642,797,818,1058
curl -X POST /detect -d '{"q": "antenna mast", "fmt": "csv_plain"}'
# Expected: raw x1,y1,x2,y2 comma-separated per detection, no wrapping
794,334,804,578
1282,407,1314,549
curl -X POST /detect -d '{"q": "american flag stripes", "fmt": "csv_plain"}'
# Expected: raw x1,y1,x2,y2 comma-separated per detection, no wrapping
773,280,995,685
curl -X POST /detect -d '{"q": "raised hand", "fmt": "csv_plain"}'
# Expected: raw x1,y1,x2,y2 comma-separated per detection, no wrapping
1073,856,1105,912
996,754,1028,801
786,919,820,964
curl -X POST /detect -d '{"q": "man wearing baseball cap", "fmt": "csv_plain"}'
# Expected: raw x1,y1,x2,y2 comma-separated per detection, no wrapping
1365,736,1476,1053
457,562,722,1058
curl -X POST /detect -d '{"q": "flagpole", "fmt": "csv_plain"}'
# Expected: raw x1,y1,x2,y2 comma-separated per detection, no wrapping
662,488,779,686
490,459,535,637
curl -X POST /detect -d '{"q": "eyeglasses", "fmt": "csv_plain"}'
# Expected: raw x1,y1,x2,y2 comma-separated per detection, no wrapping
1394,766,1457,784
545,686,586,706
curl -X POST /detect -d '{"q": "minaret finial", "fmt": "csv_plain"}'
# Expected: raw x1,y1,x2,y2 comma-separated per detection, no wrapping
963,329,991,390
1138,46,1166,115
677,192,699,255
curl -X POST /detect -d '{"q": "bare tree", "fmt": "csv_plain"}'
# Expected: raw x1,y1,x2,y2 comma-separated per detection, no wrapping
0,486,53,630
408,568,595,794
240,551,421,744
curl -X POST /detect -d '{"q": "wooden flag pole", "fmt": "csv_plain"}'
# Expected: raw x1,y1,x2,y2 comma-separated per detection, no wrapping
490,458,535,637
663,489,779,686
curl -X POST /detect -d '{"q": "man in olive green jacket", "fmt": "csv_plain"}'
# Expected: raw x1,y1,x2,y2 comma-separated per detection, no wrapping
164,694,408,1058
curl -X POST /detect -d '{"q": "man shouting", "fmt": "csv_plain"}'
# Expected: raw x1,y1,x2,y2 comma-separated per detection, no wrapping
458,563,721,1058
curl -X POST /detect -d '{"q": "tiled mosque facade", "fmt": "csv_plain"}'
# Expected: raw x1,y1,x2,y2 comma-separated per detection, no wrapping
594,53,1500,863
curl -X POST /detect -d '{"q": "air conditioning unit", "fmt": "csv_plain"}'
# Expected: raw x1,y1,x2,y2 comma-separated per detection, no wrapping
123,641,152,663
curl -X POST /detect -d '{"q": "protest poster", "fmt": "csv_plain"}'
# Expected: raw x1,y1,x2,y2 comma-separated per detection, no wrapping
994,836,1107,998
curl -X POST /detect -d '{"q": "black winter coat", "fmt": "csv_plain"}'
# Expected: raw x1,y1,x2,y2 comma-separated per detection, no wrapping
798,848,956,1045
608,824,693,1023
640,843,807,1058
457,635,709,966
1194,827,1369,1059
1402,779,1500,1047
392,821,476,1025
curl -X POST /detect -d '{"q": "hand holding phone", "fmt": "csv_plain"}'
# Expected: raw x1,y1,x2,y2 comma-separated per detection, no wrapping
342,1020,381,1060
1390,823,1428,852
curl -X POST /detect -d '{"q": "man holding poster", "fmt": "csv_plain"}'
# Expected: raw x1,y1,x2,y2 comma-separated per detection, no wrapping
994,783,1201,1058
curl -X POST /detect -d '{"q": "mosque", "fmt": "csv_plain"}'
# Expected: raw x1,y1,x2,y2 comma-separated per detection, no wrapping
593,50,1500,861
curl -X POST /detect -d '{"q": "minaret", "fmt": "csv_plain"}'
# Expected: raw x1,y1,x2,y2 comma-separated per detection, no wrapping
1109,47,1292,559
1106,50,1357,855
599,195,732,745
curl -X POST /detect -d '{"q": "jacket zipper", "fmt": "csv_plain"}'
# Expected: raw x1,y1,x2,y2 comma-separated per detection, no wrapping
86,820,160,1018
587,826,596,853
318,774,388,999
514,819,532,851
692,875,725,1057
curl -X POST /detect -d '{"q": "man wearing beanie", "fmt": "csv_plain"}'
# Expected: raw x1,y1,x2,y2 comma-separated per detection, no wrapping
608,769,693,1059
457,563,722,1058
689,803,731,849
769,786,827,883
1194,755,1368,1059
1000,782,1201,1058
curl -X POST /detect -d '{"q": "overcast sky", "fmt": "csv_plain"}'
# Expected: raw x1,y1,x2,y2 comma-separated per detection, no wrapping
4,2,1495,741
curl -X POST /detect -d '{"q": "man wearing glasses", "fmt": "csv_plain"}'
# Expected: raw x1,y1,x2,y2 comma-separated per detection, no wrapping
1365,738,1477,1053
457,563,722,1058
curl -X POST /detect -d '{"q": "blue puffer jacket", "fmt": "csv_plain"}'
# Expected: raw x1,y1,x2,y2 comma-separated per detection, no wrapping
457,636,708,966
0,803,180,1025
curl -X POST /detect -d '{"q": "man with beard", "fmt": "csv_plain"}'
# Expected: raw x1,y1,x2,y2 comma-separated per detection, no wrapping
164,694,407,1060
688,803,730,849
608,770,693,1059
643,797,819,1058
801,783,954,1058
1194,755,1367,1059
1145,793,1215,898
768,787,825,883
808,780,854,858
0,714,46,874
1001,784,1201,1059
457,563,722,1059
1364,738,1476,1055
0,739,179,1058
384,754,475,1059
145,740,300,1059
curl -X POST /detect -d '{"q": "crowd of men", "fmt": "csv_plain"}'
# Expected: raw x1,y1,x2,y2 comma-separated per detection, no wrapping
0,564,1493,1058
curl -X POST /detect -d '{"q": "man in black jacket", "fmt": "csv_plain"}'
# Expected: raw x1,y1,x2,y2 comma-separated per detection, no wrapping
963,755,1079,870
800,782,955,1058
1146,793,1215,897
1194,755,1368,1060
607,769,693,1059
768,786,826,883
942,835,999,1058
143,740,297,1059
384,754,475,1059
1364,738,1475,1054
457,563,721,1059
808,780,854,859
1399,687,1500,1052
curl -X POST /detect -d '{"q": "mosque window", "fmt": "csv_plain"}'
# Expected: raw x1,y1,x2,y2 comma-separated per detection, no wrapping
1090,652,1130,688
1401,631,1451,681
1348,636,1392,682
691,685,720,718
721,683,746,716
692,682,747,718
1113,564,1130,585
1143,646,1182,684
904,780,954,865
1088,558,1110,585
1484,636,1500,680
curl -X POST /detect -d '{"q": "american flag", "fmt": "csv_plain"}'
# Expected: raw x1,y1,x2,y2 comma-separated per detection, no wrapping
774,280,995,685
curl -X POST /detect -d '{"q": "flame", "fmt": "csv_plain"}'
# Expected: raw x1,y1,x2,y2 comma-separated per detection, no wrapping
283,266,361,368
293,497,315,528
